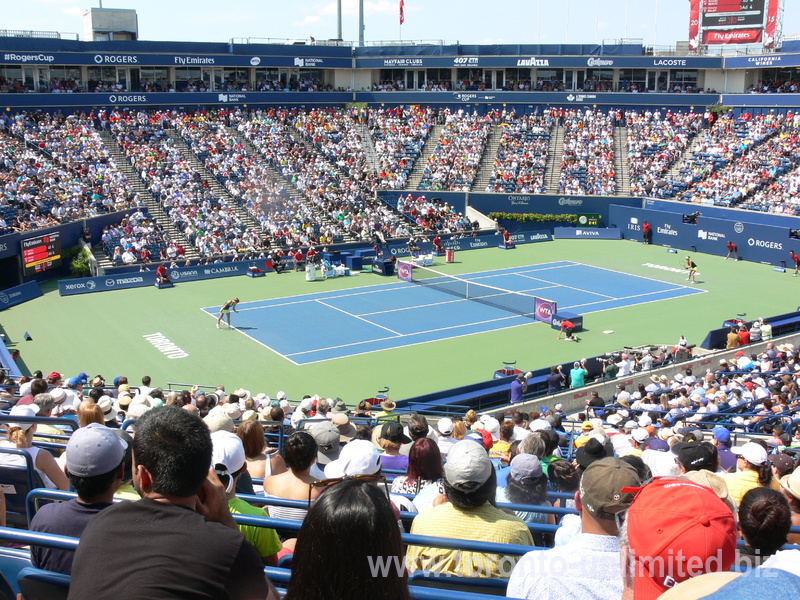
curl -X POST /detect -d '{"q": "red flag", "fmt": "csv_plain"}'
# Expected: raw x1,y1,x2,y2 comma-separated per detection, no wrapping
688,0,700,51
400,0,405,25
764,0,780,48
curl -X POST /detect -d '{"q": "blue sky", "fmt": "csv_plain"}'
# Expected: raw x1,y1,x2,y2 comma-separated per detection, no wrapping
6,0,800,47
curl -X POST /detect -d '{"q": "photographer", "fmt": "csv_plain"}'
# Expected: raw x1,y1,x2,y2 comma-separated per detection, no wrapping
635,348,654,371
601,355,619,380
546,365,566,394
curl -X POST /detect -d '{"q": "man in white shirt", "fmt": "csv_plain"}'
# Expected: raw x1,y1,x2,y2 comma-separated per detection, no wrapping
508,458,640,599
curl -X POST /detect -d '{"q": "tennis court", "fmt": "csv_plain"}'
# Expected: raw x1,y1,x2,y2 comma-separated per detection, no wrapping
201,260,705,364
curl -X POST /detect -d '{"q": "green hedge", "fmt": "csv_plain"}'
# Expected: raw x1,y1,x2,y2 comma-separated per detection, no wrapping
489,212,579,224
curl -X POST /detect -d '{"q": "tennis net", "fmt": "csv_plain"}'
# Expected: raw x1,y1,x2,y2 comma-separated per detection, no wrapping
406,263,537,318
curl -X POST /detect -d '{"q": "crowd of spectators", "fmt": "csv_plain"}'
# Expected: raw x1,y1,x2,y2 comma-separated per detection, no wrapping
748,80,800,94
395,193,478,234
110,110,257,258
236,108,416,243
100,208,169,265
418,109,491,192
486,110,553,193
688,125,800,207
176,111,347,249
558,108,617,196
368,105,435,190
665,111,783,202
4,356,800,598
0,112,134,234
626,109,704,196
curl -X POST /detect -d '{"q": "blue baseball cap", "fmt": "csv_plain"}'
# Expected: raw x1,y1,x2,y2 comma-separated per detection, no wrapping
712,426,731,444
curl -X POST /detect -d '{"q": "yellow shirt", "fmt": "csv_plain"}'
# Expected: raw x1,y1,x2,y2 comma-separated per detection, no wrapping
723,469,780,506
113,483,141,501
406,501,533,578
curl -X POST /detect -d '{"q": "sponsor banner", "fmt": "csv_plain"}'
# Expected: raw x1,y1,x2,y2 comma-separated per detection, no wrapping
58,272,157,296
703,28,763,45
356,55,721,69
397,261,413,282
0,52,351,68
725,54,800,69
385,231,550,258
166,262,252,283
0,234,18,261
535,298,557,325
0,281,43,310
553,227,621,239
609,205,800,267
764,0,780,48
551,312,584,331
689,0,701,51
58,261,263,295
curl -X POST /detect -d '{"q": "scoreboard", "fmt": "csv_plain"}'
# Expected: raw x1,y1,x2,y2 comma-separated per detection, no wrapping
21,232,62,276
702,0,765,28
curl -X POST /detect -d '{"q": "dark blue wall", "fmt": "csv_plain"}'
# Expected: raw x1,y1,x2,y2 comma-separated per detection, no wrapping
608,205,797,266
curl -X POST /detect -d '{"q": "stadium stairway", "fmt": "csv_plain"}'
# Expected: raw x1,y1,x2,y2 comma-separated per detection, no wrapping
355,121,381,174
97,131,201,264
164,130,262,233
614,126,630,195
543,125,564,193
664,135,704,183
286,126,354,184
225,127,359,244
471,125,502,192
405,124,444,190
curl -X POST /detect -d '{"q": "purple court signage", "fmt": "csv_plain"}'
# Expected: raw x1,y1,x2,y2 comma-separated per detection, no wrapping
397,261,414,282
534,298,557,324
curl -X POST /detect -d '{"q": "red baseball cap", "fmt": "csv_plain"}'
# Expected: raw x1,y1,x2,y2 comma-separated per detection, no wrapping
623,478,736,599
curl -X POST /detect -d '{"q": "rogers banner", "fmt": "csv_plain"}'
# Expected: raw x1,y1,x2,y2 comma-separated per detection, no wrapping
703,28,763,45
688,0,701,51
764,0,780,48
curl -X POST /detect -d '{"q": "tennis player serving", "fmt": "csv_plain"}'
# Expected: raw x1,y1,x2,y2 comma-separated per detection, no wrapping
217,297,240,328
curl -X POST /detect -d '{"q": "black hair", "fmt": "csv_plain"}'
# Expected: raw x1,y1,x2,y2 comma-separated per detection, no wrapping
285,478,409,600
619,455,652,484
355,424,373,441
506,472,548,506
739,488,791,556
114,428,134,482
30,379,47,396
87,387,104,402
408,413,429,441
142,376,151,386
69,462,123,500
132,406,212,497
444,468,497,509
548,459,580,493
284,431,318,472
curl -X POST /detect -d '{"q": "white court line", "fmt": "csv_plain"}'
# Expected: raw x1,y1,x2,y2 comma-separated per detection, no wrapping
200,309,300,365
287,313,533,359
316,300,403,336
517,274,616,300
565,287,707,313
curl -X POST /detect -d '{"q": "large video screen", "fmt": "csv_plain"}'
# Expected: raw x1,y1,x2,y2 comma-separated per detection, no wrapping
21,232,62,277
702,0,765,29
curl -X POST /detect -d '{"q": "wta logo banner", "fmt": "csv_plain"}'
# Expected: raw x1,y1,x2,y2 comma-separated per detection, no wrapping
397,261,414,282
535,298,557,324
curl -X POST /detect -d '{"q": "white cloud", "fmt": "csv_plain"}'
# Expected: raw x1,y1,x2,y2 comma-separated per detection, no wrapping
294,14,323,26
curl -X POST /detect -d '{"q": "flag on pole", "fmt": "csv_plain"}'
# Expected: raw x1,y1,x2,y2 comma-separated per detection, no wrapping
400,0,405,25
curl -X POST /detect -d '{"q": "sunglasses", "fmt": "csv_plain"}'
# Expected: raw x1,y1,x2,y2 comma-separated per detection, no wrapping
307,473,388,507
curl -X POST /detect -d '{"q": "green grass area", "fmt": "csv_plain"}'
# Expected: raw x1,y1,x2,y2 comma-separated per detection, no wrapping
1,239,794,404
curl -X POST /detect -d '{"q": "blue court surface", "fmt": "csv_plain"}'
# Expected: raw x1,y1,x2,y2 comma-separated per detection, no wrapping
201,261,704,365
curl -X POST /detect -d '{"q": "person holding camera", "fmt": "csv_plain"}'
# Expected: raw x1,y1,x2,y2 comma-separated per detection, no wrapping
546,366,566,394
